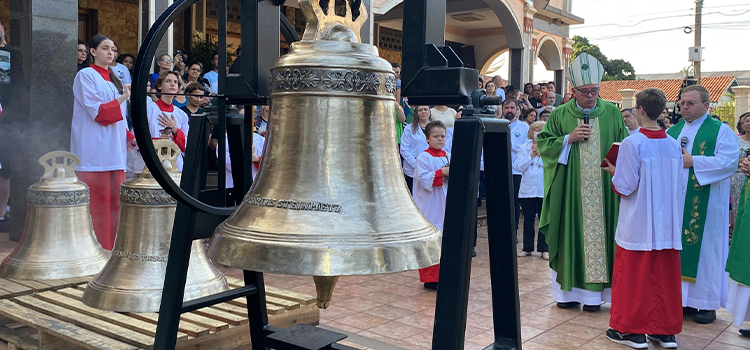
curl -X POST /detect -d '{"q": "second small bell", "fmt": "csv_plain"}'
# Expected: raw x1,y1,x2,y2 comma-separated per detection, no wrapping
82,140,229,312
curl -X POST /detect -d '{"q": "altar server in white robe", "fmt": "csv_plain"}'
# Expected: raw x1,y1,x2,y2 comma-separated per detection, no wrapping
414,121,450,290
604,88,683,349
666,85,739,324
146,71,189,171
70,34,133,250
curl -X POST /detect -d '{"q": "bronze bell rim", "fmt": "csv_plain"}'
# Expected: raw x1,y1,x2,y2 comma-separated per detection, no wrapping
208,224,442,276
82,269,228,312
0,253,110,280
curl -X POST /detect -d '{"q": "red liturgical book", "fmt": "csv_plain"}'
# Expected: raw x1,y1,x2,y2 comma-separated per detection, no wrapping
601,142,621,168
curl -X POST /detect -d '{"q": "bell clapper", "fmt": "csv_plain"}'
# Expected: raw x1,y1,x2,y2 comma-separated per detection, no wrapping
312,276,339,309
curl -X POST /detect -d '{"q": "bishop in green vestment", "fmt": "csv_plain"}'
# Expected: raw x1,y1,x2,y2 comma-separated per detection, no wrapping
537,53,628,309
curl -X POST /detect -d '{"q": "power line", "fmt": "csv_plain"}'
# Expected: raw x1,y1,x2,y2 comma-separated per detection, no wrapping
587,20,750,41
574,3,750,25
574,10,750,29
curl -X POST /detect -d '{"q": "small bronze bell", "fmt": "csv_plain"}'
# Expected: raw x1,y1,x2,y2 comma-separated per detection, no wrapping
207,0,442,308
0,151,110,280
82,140,228,312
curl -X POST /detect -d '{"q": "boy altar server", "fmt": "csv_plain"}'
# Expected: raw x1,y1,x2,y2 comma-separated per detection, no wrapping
414,121,450,290
603,88,683,349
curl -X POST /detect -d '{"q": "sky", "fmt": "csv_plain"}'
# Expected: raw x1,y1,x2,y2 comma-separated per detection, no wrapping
527,0,750,82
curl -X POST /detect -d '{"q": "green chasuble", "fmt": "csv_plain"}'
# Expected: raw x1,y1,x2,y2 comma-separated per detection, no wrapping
537,97,628,292
726,176,750,286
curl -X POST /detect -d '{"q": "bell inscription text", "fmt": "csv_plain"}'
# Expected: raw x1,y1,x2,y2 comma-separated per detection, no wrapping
244,196,342,213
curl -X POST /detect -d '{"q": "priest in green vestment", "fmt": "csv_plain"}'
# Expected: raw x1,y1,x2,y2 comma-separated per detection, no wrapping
537,53,628,311
725,151,750,336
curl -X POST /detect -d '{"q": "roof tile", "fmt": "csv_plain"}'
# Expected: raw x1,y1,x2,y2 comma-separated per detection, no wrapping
593,76,736,103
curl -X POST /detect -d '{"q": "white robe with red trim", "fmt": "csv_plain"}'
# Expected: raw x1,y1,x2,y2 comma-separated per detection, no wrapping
611,131,684,251
146,101,189,171
70,67,129,171
413,149,450,231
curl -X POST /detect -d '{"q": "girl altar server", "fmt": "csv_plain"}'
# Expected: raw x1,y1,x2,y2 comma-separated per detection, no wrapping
70,34,133,250
147,71,189,171
414,121,450,290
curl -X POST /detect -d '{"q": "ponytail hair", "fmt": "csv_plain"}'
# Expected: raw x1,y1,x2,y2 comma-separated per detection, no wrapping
88,34,123,94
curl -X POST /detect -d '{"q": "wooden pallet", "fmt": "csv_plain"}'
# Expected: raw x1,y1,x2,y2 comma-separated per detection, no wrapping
0,279,319,350
0,276,92,299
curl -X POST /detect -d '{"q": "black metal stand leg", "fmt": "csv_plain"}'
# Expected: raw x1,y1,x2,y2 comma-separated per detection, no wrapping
154,116,213,350
432,118,484,349
483,131,522,350
244,270,270,349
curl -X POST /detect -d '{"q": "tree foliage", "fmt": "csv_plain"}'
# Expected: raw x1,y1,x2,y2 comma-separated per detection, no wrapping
712,92,736,129
189,34,235,72
571,36,635,81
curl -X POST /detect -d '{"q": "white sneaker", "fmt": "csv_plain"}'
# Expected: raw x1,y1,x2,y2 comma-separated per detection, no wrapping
542,252,549,260
519,251,532,257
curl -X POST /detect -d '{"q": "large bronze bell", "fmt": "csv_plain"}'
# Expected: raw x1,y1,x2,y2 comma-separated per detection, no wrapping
82,140,228,312
0,151,109,280
207,0,442,308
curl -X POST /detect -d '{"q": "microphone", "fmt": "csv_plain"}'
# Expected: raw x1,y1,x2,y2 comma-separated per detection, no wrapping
583,115,589,141
680,136,688,149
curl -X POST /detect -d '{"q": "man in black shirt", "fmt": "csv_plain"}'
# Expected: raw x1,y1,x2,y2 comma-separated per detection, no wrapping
528,84,543,108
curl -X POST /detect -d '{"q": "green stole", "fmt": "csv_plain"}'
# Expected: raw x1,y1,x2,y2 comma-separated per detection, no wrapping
667,116,722,282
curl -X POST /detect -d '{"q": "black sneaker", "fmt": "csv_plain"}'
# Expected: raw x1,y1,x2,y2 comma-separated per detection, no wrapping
423,282,438,290
556,301,579,309
647,334,677,349
582,304,601,312
739,329,750,338
694,309,716,324
471,249,477,258
606,329,648,349
683,306,698,315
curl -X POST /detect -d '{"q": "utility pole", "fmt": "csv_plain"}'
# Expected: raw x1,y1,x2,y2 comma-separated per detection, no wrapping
694,0,703,84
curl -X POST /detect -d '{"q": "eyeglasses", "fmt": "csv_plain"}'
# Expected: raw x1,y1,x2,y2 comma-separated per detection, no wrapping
189,68,201,72
575,88,600,96
162,59,173,63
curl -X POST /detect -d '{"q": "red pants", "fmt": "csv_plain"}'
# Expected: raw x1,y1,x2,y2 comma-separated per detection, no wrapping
610,245,682,335
419,264,440,283
76,171,125,250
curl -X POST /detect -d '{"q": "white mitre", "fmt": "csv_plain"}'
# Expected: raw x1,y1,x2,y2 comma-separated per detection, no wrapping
568,53,604,88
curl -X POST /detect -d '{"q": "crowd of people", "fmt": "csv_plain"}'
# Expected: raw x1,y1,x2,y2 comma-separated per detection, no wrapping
1,30,747,350
68,34,263,247
396,54,750,349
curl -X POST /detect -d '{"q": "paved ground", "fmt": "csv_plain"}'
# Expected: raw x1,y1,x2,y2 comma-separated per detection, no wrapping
223,221,750,350
1,217,749,349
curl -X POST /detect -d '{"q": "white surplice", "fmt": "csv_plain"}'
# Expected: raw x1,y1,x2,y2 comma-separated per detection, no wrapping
413,150,450,231
611,132,684,251
70,67,129,171
146,102,189,171
674,114,739,310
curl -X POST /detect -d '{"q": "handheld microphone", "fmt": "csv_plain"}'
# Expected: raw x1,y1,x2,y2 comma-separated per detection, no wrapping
680,136,688,149
583,115,589,141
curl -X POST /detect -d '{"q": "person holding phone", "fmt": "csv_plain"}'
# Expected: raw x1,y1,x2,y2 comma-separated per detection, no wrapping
514,121,547,259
